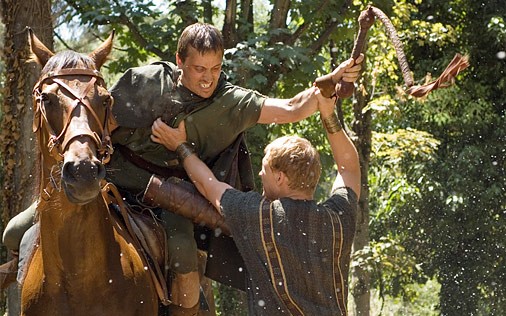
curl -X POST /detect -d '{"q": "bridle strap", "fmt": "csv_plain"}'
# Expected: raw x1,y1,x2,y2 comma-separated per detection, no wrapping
52,77,103,150
36,68,103,84
33,68,114,163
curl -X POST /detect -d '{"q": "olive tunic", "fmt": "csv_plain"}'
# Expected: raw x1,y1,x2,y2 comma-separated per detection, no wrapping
107,61,266,281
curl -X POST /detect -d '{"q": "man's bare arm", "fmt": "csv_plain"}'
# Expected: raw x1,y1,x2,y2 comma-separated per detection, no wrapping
257,57,362,124
316,90,361,198
151,119,232,211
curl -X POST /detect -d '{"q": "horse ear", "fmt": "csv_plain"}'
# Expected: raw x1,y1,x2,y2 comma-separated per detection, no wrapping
89,30,115,70
28,27,54,67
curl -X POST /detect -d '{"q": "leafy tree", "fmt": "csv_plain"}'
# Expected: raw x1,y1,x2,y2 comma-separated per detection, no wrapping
365,0,505,314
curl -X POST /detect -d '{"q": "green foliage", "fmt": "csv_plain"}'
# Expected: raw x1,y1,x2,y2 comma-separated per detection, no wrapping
212,281,248,315
370,279,440,315
367,128,440,302
369,128,440,228
352,236,423,300
59,0,190,73
369,0,506,314
348,0,504,313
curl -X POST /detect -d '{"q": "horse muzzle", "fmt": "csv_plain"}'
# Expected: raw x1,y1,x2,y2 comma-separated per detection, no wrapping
61,135,106,204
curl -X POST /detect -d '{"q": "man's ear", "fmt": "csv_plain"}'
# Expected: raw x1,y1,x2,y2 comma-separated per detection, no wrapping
276,171,287,186
176,53,183,67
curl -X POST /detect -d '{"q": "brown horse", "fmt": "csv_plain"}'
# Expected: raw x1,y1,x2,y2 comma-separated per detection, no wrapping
20,30,160,316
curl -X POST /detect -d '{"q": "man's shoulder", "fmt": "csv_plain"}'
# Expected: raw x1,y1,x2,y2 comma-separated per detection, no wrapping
219,83,267,99
121,61,177,81
212,83,267,115
323,187,358,214
221,189,262,212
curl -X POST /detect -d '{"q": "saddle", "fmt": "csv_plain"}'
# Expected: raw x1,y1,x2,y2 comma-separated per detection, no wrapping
101,182,171,306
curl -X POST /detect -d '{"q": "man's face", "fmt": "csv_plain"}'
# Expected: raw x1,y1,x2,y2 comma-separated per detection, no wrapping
177,46,223,98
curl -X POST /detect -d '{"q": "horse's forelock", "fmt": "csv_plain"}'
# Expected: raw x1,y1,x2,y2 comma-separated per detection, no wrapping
41,50,96,76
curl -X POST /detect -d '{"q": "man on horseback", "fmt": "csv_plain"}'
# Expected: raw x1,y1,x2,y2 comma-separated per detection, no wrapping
3,22,362,315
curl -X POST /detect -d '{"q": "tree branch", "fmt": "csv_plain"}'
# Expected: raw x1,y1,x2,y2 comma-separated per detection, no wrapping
54,30,74,50
262,0,353,92
110,0,170,60
308,0,352,55
287,0,331,46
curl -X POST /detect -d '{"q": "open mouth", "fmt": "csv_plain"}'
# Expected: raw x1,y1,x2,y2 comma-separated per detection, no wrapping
200,82,212,89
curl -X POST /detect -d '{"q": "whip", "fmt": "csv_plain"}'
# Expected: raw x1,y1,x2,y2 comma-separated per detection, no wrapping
315,5,469,99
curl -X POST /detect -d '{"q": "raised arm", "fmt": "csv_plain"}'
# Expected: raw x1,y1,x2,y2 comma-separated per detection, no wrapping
314,60,362,198
151,119,231,211
257,56,362,124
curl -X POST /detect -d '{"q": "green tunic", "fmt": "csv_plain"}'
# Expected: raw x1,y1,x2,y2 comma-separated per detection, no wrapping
107,61,266,193
107,61,266,286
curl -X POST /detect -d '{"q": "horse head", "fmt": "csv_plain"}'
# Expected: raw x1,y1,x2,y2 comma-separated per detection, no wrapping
29,29,115,205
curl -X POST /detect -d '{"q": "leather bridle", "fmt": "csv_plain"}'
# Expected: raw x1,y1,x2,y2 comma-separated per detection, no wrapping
32,68,114,164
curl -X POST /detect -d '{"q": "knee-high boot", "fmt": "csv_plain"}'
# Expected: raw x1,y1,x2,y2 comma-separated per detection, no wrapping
142,175,231,236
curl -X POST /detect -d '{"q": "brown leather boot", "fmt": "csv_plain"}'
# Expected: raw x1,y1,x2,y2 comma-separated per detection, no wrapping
142,175,231,236
0,251,19,290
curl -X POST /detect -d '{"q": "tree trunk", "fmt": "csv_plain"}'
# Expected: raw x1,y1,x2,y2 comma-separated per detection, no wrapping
268,0,290,44
202,0,213,24
0,0,52,314
238,0,253,38
349,75,372,315
223,0,238,48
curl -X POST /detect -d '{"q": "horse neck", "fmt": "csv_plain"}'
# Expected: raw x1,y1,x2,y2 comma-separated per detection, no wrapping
36,183,116,275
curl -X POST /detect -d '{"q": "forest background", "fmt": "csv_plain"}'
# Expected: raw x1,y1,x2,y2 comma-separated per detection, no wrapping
0,0,504,315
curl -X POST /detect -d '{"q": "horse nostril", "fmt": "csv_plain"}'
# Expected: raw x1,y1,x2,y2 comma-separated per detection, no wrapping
62,161,78,183
62,159,105,183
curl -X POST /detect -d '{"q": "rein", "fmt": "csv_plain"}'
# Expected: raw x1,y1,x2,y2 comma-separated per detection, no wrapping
32,68,114,164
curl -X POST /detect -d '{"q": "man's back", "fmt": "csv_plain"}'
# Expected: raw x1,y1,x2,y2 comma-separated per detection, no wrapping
220,187,357,315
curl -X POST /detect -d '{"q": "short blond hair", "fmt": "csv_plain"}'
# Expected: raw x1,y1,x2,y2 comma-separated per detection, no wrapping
265,136,321,195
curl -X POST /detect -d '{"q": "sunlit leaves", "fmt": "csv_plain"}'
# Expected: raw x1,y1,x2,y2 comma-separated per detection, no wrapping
487,16,506,44
352,236,424,300
372,128,440,162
